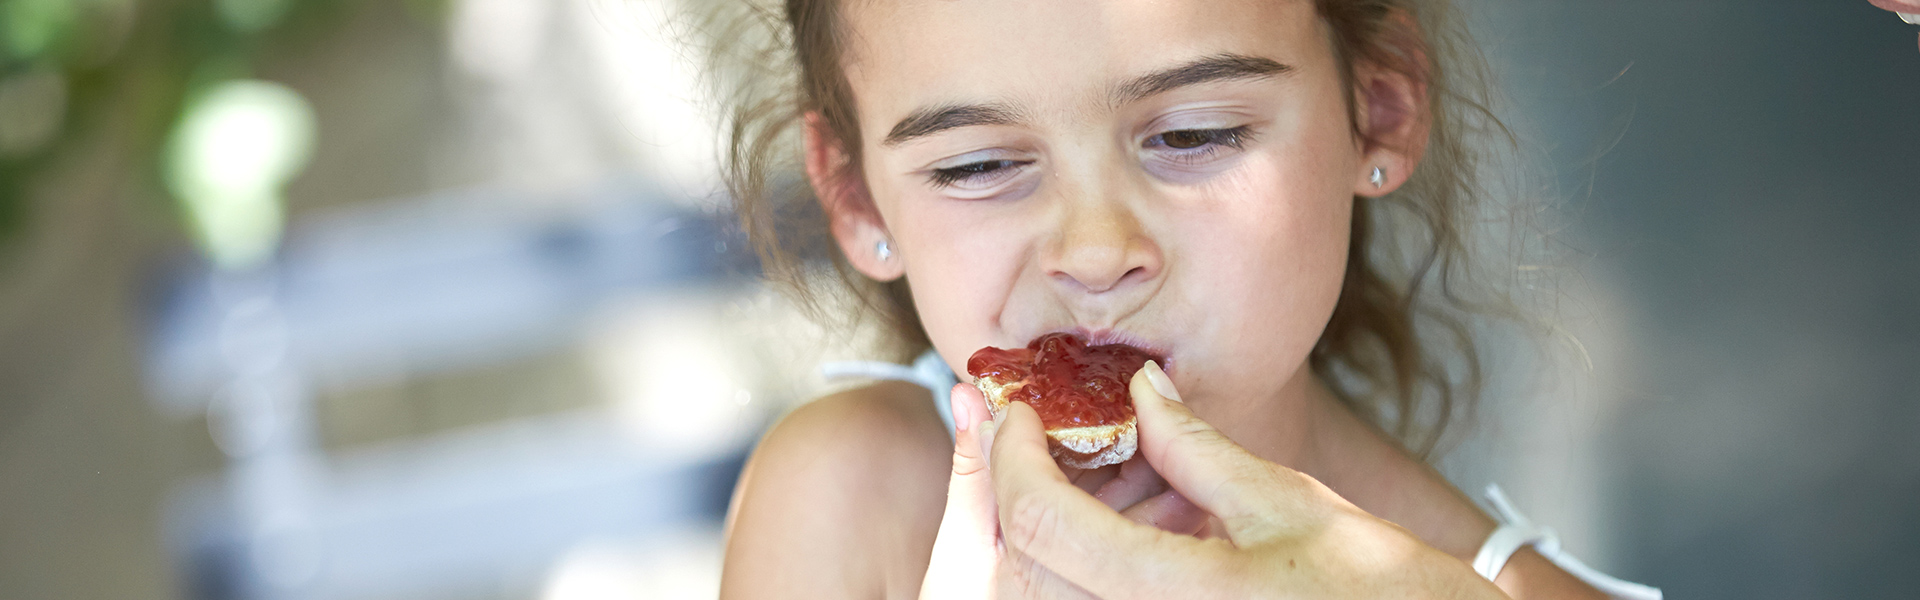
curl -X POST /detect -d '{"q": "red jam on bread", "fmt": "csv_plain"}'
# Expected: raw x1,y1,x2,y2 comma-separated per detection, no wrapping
966,332,1159,468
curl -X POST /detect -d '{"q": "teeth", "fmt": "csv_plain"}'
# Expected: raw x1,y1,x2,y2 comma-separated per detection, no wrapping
1904,12,1920,25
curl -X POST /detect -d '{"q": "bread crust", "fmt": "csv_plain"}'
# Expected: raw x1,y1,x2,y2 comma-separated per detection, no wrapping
973,375,1137,468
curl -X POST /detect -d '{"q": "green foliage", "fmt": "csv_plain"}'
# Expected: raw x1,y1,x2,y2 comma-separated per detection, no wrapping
0,0,427,251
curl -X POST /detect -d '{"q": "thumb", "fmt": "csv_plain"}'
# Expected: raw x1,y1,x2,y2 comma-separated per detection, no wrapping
919,383,999,600
1130,362,1282,530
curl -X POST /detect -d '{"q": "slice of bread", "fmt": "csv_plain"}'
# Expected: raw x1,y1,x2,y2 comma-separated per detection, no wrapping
973,375,1137,469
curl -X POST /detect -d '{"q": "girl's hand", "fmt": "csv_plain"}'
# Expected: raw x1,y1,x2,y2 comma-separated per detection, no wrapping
915,383,996,599
984,363,1510,599
918,383,1097,599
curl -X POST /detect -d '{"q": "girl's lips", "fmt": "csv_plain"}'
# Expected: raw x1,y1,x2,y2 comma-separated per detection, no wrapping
1062,327,1176,375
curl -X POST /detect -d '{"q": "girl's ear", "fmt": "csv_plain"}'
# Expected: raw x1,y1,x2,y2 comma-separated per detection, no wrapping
1350,11,1432,198
805,111,904,281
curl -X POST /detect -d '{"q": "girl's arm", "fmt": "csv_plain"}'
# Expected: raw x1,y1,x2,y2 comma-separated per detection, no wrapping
720,382,953,600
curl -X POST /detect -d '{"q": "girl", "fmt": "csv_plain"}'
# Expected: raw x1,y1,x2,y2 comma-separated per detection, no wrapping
705,0,1660,597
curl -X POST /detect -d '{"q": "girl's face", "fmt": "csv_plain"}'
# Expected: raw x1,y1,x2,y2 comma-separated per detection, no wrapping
824,0,1419,409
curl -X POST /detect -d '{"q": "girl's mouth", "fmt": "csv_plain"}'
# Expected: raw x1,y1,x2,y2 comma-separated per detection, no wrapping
1060,326,1176,376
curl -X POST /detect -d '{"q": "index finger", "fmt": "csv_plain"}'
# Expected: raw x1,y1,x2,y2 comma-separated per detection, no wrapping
1129,363,1295,530
987,401,1231,600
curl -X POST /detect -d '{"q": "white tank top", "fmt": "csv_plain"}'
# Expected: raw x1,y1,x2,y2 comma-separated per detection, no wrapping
821,351,1661,600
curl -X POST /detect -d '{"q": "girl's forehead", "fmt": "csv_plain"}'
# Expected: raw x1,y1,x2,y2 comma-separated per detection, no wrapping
840,0,1329,107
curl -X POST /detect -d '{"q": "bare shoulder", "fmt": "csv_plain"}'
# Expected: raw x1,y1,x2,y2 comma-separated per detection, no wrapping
720,381,954,600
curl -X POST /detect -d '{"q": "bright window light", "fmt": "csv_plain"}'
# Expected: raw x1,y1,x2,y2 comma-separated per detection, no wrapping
164,79,315,270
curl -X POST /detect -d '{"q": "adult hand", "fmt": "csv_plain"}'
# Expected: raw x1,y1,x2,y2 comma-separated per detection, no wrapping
984,362,1509,599
919,382,1211,599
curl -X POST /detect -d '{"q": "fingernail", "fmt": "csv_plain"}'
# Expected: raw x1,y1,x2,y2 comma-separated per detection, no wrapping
977,420,998,465
1144,361,1183,403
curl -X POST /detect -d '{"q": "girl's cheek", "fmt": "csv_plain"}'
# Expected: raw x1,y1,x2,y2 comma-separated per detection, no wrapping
1193,157,1349,309
905,198,1030,297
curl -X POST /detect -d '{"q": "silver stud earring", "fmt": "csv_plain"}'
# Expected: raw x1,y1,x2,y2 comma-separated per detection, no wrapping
875,239,893,261
1369,166,1386,188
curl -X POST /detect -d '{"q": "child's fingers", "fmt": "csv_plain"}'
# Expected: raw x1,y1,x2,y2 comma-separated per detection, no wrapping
944,383,995,534
1065,463,1122,497
1118,489,1210,536
917,384,999,600
1091,454,1168,512
1097,454,1204,535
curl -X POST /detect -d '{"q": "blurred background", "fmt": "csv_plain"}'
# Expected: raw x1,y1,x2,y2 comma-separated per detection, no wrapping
0,0,1913,599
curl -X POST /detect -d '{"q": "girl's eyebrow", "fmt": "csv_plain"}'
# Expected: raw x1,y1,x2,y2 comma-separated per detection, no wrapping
880,53,1290,148
1111,53,1293,106
883,102,1025,147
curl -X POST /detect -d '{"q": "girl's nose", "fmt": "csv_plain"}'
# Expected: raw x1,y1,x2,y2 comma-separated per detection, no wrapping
1042,196,1164,294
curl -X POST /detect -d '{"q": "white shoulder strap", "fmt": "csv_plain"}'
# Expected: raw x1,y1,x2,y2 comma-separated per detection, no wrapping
1475,485,1663,600
820,350,958,434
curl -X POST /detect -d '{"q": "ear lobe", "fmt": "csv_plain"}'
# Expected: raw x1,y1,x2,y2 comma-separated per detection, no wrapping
804,111,904,281
1351,13,1432,198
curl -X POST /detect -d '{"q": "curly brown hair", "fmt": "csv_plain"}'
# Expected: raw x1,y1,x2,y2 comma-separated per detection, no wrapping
691,0,1529,457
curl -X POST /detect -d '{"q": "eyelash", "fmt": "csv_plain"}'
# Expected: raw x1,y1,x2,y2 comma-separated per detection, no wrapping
925,125,1257,188
929,159,1030,188
1143,126,1257,164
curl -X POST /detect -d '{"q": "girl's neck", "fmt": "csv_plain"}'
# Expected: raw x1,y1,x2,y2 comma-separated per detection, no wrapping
1192,367,1496,561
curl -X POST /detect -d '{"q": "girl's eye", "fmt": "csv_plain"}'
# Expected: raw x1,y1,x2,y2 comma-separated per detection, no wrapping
1144,126,1255,153
1159,130,1216,149
929,159,1029,188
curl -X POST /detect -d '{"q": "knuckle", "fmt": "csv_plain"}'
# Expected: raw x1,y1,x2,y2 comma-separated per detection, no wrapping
1165,422,1249,469
1165,417,1231,456
1003,491,1061,557
952,449,988,477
